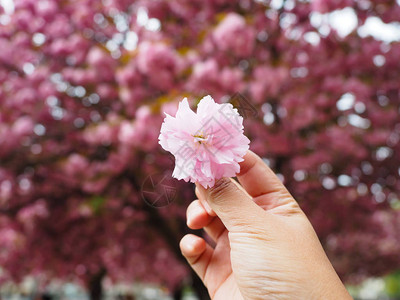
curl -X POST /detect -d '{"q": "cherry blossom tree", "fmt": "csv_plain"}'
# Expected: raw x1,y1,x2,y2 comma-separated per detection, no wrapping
0,0,399,299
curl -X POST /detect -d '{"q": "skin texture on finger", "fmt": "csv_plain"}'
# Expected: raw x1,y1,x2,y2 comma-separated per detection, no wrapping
237,151,302,214
213,275,244,300
195,180,251,215
237,151,292,199
196,178,266,233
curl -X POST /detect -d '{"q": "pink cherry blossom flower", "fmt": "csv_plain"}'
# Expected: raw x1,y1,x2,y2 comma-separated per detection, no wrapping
159,95,250,188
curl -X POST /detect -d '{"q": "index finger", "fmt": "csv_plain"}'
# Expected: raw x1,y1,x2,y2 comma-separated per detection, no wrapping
237,150,289,198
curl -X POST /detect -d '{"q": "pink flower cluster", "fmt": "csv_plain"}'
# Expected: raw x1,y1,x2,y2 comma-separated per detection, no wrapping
1,0,400,292
213,13,256,57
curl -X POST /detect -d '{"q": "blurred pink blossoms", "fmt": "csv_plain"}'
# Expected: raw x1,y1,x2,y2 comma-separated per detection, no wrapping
159,95,250,188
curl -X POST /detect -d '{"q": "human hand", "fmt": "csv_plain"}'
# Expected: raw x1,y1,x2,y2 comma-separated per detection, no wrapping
180,150,352,300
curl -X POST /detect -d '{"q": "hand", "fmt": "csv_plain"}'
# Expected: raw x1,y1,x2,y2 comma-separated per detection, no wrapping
180,150,352,300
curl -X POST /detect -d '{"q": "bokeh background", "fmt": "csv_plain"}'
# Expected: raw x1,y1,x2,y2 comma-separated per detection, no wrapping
0,0,400,299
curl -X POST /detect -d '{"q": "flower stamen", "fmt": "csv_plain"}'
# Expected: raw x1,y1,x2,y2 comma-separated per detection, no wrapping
193,133,208,144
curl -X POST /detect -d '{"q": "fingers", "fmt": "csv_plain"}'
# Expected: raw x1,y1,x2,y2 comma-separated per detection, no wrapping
237,150,291,198
196,178,265,233
195,188,216,216
237,151,300,211
187,200,225,242
180,234,214,282
203,216,226,242
190,150,302,235
187,200,213,230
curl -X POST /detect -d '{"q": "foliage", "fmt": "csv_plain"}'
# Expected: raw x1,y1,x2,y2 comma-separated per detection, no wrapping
385,271,400,297
0,0,399,296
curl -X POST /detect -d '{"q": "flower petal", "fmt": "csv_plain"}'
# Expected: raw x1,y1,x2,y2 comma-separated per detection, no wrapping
159,95,250,188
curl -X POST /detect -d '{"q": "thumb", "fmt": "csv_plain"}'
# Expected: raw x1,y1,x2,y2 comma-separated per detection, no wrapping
195,178,265,233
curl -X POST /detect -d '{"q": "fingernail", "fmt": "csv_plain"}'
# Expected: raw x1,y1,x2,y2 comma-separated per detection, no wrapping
195,182,205,195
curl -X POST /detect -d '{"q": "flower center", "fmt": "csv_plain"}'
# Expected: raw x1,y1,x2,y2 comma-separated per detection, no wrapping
193,132,209,144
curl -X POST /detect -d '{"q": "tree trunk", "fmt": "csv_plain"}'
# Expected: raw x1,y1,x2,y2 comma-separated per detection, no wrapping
191,271,210,300
172,284,183,300
89,269,106,300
